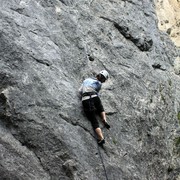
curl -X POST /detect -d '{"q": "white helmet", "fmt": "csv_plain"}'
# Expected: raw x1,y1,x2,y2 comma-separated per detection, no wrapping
99,70,109,80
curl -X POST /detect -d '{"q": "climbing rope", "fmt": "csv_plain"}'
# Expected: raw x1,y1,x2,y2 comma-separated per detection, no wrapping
94,130,109,180
97,143,109,180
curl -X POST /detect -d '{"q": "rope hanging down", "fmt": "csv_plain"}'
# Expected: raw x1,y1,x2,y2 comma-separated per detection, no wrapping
97,143,109,180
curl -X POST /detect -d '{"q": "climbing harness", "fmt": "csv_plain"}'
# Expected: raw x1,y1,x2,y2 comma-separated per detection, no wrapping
82,92,97,111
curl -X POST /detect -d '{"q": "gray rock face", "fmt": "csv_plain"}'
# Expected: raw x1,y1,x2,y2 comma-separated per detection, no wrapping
0,0,180,179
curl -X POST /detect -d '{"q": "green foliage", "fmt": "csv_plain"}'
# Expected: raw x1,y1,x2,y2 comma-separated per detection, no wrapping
159,84,164,93
158,81,173,104
177,111,180,124
174,137,180,157
175,137,180,147
177,112,180,124
160,94,166,104
160,36,164,41
168,79,172,86
112,137,117,145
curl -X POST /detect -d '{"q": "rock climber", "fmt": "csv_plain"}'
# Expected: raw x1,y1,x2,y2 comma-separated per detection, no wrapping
79,70,110,145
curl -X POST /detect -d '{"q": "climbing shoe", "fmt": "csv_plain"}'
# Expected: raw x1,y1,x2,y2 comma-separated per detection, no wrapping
104,122,110,129
98,138,105,145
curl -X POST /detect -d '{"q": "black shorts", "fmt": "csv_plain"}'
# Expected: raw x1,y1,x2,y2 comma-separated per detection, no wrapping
82,96,104,130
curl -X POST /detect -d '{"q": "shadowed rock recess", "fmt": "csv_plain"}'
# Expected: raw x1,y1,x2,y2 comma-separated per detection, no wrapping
0,0,180,180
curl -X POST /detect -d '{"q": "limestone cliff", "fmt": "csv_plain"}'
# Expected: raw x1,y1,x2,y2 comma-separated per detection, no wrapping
155,0,180,47
0,0,180,180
